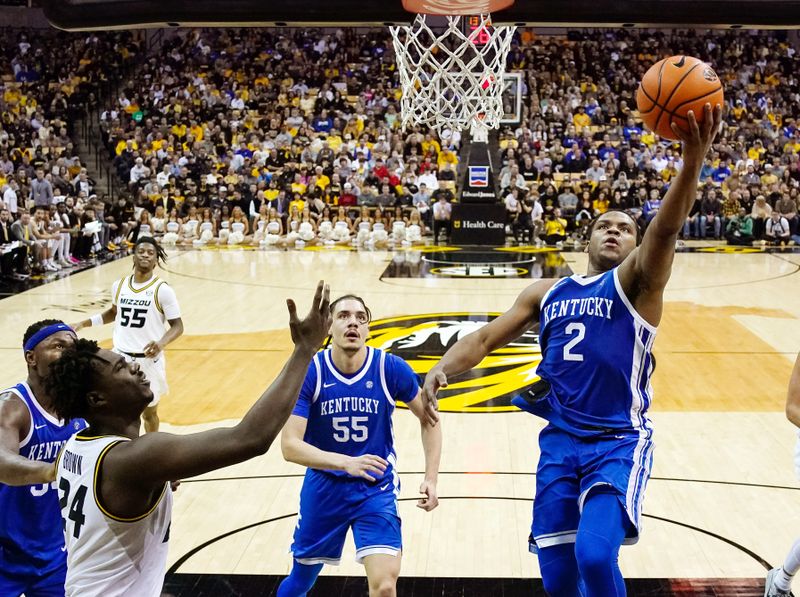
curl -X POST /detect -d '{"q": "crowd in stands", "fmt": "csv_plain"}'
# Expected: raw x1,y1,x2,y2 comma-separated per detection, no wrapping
499,29,800,247
0,29,140,277
3,25,800,281
99,28,460,249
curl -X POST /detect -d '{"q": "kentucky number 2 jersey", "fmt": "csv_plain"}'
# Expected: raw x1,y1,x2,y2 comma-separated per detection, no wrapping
292,347,419,486
111,274,181,354
56,433,172,597
0,382,85,576
532,268,657,436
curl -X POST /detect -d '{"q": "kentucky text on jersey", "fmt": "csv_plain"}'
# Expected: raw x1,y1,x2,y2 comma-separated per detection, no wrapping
27,439,68,462
320,396,381,416
541,297,615,325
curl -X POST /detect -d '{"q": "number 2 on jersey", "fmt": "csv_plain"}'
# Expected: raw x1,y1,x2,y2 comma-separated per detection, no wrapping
332,416,369,443
563,322,585,362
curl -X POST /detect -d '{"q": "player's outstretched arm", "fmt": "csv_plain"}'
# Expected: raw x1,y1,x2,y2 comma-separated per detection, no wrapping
105,281,332,487
0,393,54,485
280,415,389,482
785,352,800,428
421,278,557,424
617,104,722,325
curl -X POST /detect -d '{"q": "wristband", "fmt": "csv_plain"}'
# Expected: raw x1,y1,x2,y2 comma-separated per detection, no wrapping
90,314,104,327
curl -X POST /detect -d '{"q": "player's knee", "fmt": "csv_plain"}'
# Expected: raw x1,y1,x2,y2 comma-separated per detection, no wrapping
574,532,615,578
368,578,397,597
538,545,580,597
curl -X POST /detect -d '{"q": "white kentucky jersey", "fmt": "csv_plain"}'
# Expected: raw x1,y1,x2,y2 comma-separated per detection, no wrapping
111,274,180,354
56,433,172,597
531,267,657,436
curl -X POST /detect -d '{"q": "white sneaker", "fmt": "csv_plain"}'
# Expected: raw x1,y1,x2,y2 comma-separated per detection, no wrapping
765,567,792,596
59,260,73,268
44,262,57,272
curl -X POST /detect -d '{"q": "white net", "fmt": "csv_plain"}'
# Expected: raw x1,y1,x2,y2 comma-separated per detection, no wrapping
390,14,516,134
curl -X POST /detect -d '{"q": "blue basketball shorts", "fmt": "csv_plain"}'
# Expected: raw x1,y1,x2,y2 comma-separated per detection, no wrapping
291,469,402,565
529,423,654,552
0,556,66,597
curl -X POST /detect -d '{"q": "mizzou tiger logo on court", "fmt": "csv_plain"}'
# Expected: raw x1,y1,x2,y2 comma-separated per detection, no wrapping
366,312,541,413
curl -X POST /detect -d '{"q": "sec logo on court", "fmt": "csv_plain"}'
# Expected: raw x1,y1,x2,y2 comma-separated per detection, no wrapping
366,312,542,412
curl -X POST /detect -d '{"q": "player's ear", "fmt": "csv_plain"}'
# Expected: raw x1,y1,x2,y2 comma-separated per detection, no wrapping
85,390,106,409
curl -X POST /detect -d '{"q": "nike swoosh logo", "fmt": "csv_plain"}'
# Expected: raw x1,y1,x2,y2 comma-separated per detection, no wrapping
323,382,336,388
34,424,47,430
672,56,686,68
380,484,390,491
60,545,66,552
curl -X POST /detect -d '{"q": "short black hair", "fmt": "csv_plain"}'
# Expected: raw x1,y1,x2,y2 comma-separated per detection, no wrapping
46,338,100,421
23,319,66,348
134,236,168,265
588,209,642,245
330,294,372,322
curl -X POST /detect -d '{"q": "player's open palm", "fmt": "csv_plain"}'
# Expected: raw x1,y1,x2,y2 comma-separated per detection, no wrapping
287,280,331,352
344,454,388,482
671,103,723,165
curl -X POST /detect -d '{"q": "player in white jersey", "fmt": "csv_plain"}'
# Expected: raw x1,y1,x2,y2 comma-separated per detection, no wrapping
49,281,332,597
72,236,183,432
765,351,800,596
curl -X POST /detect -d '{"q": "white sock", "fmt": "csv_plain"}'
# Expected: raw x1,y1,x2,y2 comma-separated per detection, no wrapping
776,538,800,591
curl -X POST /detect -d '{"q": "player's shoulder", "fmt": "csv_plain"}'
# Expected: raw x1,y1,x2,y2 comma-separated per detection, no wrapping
519,277,563,305
0,388,29,428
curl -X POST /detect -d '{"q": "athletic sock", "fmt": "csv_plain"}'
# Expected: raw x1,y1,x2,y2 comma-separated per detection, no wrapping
776,539,800,591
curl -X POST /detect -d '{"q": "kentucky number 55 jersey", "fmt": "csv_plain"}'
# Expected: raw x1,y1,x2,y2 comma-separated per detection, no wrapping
292,347,420,485
532,268,657,436
111,274,181,354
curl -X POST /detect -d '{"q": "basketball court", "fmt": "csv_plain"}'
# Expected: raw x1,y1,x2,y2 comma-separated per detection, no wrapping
1,243,798,595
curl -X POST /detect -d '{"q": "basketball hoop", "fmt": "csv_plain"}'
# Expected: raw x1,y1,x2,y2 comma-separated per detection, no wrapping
390,9,516,135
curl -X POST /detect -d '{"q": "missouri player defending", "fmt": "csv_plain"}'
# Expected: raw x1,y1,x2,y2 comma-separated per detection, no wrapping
0,320,86,597
72,236,183,432
422,105,722,597
278,295,441,597
48,282,331,597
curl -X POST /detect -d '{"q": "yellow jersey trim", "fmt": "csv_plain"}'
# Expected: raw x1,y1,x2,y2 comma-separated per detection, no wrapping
113,278,125,306
127,274,160,294
153,281,165,314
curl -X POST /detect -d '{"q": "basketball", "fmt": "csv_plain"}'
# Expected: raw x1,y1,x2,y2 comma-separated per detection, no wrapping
636,55,724,140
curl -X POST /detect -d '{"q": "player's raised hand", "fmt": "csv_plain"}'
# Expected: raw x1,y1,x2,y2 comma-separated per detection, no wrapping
343,454,388,482
287,281,331,353
417,479,439,512
420,367,447,425
671,102,723,167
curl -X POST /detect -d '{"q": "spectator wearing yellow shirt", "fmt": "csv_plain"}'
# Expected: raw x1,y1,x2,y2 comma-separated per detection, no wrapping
747,140,767,161
573,106,592,130
592,192,610,216
290,173,307,195
288,193,305,215
313,166,330,190
542,209,568,246
438,147,458,170
761,164,779,186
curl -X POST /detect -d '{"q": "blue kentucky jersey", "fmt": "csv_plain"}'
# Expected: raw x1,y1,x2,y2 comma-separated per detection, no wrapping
0,383,86,576
530,268,657,436
292,347,419,486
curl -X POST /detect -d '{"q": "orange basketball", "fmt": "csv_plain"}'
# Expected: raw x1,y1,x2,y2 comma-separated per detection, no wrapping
636,55,724,141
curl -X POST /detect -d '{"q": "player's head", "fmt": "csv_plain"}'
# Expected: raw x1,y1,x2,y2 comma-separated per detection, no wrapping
328,295,371,352
23,319,76,381
586,209,641,271
133,236,167,274
47,339,153,422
